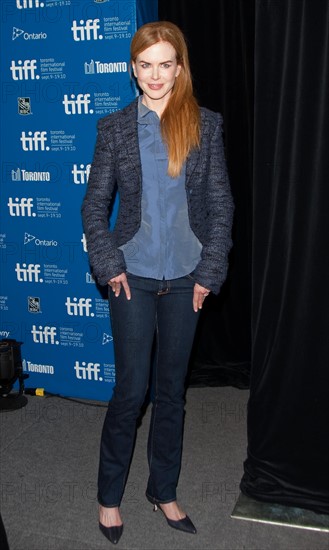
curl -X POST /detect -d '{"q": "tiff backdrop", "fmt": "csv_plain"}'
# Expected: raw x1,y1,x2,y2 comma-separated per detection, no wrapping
0,0,157,402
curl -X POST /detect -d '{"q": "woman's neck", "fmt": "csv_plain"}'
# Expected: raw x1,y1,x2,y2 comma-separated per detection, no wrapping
141,95,169,118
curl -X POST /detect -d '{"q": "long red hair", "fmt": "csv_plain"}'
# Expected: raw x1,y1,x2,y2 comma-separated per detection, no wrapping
130,21,201,177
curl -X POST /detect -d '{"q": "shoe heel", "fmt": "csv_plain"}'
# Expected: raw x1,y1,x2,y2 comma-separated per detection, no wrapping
153,503,158,512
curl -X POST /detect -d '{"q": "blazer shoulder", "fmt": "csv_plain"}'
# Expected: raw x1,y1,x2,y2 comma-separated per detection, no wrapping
199,108,224,143
200,106,223,126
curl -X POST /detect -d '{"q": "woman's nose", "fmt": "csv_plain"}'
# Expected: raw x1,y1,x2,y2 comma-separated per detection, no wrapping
151,67,160,79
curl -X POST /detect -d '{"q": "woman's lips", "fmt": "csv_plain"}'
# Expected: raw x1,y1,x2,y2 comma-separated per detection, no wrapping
148,84,163,90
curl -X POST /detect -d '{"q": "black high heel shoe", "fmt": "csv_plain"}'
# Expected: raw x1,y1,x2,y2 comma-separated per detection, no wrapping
146,495,197,534
153,503,197,534
99,521,123,545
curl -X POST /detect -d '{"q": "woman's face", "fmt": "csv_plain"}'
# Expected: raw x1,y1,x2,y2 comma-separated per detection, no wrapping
132,40,181,112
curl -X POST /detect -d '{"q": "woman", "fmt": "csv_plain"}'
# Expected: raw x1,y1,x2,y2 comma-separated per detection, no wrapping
82,20,234,545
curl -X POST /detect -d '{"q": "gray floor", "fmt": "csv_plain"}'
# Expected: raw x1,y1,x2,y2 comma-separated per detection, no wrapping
1,386,328,549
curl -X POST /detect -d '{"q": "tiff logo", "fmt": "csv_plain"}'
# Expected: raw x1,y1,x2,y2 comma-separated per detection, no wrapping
72,163,91,184
15,263,42,282
63,94,93,115
20,131,49,151
81,233,87,253
65,297,94,317
71,19,102,41
8,197,35,216
10,59,39,80
74,361,101,381
16,0,44,8
31,325,58,344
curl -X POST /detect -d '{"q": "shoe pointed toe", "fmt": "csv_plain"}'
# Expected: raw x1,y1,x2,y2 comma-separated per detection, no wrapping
146,495,197,535
166,514,197,534
99,522,123,544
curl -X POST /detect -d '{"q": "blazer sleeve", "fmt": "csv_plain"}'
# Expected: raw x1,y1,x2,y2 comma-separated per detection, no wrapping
81,118,126,286
193,112,234,294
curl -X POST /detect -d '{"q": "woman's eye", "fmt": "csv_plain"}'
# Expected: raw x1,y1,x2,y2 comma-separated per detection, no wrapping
139,63,172,70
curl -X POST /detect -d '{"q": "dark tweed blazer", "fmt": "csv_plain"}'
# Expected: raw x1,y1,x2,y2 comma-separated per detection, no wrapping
81,98,234,294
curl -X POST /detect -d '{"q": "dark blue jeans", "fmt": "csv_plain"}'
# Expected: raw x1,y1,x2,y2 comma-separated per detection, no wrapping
97,273,200,507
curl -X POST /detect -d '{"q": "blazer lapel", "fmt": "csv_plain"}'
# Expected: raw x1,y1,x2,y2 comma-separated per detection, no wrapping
186,147,201,185
119,99,142,178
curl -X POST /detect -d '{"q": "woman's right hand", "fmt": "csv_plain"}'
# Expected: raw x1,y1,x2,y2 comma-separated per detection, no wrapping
108,273,131,300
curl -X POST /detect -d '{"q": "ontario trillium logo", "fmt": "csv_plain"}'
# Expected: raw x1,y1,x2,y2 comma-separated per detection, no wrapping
24,232,36,244
102,333,113,345
23,232,58,247
12,26,47,40
12,27,24,40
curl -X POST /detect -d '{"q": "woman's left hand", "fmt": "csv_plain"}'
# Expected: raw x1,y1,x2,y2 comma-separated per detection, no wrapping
193,283,210,313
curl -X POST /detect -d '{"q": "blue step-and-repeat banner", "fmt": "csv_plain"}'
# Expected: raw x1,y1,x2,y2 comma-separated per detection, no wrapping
0,0,157,401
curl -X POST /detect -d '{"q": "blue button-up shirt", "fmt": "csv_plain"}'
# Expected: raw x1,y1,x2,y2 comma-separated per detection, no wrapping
119,98,202,280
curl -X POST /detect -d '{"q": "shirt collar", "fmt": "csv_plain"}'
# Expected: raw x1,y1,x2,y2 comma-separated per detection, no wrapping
137,95,159,124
